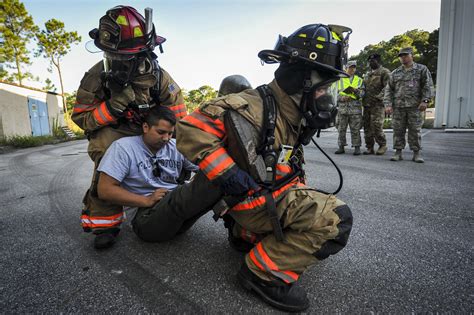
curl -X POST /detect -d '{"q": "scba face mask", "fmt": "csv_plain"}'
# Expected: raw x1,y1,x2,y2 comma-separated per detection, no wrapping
102,52,153,91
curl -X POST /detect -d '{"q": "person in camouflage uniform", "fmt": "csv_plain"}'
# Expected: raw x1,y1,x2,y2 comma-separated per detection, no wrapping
384,47,434,163
72,6,186,249
362,53,391,155
335,60,364,155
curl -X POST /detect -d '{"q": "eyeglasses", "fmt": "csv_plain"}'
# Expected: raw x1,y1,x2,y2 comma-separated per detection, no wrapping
152,159,161,178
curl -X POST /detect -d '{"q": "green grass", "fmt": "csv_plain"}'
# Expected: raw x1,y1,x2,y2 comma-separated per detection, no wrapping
0,135,60,148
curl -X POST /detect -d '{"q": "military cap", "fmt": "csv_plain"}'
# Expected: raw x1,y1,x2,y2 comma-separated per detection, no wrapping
367,53,381,60
398,47,413,56
346,60,357,68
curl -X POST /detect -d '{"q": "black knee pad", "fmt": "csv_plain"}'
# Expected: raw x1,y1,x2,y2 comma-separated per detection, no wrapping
313,204,353,260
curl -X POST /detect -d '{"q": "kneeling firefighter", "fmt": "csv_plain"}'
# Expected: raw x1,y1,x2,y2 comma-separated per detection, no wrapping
176,24,354,312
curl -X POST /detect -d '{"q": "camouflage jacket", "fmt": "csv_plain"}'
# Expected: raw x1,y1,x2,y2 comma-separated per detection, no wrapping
383,63,434,109
362,66,390,107
72,61,185,133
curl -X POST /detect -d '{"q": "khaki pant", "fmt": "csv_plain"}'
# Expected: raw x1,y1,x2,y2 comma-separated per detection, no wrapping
230,186,353,283
81,125,141,234
363,106,386,149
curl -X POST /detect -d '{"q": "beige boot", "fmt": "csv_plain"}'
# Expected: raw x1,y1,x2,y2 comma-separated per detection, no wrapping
376,145,387,155
335,146,345,154
412,150,425,163
390,149,403,161
363,147,375,155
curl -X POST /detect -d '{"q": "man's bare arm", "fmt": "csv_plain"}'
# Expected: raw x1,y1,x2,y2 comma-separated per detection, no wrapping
97,172,168,208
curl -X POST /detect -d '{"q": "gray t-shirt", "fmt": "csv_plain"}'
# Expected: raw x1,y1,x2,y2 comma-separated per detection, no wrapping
98,136,198,196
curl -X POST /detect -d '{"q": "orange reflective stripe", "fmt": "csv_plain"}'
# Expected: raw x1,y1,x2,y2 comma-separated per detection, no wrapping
93,102,116,125
73,103,95,113
81,212,123,228
249,249,265,271
253,243,299,284
198,147,235,180
275,164,292,180
232,179,298,211
182,110,225,139
169,104,187,119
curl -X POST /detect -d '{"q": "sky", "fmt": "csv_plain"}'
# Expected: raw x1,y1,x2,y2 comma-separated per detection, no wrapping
18,0,441,94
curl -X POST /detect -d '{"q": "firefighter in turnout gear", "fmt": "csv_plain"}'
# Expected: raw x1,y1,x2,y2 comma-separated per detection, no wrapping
176,24,353,312
72,6,186,249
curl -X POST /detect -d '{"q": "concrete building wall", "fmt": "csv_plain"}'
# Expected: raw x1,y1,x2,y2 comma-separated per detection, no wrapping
435,0,474,128
0,82,65,138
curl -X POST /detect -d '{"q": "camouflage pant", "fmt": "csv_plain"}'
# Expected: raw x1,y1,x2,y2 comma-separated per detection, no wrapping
392,108,423,151
230,187,352,283
337,113,362,147
363,106,386,148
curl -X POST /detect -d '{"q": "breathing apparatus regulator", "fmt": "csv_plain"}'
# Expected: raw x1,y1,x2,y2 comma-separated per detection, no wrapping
258,23,353,194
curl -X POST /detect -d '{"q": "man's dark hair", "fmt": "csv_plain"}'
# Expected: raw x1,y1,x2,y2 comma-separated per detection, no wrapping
144,106,176,127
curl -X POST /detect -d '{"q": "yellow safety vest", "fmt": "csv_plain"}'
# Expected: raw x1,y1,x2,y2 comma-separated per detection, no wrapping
338,75,362,100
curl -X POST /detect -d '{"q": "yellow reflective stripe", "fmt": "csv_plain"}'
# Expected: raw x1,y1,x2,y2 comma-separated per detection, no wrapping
316,44,324,49
298,33,307,38
116,15,128,26
317,36,326,42
331,31,341,41
133,26,143,37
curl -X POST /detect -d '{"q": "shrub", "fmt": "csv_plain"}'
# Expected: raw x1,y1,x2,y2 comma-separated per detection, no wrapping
1,135,58,148
383,118,392,129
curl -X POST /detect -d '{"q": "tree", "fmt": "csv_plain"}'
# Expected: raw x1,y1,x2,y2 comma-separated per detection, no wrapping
36,19,81,112
350,28,438,83
43,78,57,92
183,85,218,112
0,0,39,85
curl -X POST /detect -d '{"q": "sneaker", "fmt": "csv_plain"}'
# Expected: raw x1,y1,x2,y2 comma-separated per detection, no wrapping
237,264,309,312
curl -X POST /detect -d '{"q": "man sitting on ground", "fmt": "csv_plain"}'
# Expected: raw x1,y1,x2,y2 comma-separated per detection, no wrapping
95,106,222,248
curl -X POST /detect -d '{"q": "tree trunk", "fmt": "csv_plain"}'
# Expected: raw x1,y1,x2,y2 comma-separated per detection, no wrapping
55,58,67,114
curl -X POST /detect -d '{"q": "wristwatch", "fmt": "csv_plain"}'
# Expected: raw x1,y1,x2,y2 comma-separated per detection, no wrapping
423,99,430,103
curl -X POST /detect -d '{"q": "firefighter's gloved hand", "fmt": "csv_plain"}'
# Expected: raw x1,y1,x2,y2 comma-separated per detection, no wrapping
106,85,135,116
220,167,259,196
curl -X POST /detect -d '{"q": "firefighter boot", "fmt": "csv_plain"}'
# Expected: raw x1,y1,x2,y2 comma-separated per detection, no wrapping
363,147,375,155
390,150,403,161
335,146,345,154
237,264,309,312
353,146,361,156
93,229,119,249
376,145,388,155
412,150,424,163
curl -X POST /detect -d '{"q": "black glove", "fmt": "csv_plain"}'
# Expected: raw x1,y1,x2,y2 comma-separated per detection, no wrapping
219,166,259,196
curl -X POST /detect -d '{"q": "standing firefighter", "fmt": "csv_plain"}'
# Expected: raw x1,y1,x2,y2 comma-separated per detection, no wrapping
72,6,186,249
362,53,391,155
384,47,434,162
335,60,364,155
177,24,353,312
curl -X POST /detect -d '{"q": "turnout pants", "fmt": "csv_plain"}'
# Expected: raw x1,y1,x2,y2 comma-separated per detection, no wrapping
132,172,222,242
337,113,362,147
363,106,386,149
230,186,353,283
392,108,423,151
81,125,141,234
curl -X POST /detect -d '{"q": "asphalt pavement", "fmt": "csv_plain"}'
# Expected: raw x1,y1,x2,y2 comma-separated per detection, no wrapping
0,130,473,313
